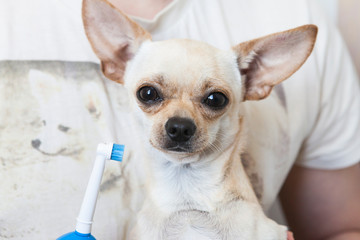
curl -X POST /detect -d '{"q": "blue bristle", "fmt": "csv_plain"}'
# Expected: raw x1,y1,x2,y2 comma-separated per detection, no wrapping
111,144,125,161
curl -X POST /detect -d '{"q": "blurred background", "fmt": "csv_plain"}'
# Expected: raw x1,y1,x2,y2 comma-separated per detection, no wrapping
320,0,360,77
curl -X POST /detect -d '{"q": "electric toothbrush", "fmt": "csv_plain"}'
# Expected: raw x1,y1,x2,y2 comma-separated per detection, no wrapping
57,143,124,240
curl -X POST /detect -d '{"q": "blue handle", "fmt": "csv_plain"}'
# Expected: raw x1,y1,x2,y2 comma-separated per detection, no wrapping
57,231,96,240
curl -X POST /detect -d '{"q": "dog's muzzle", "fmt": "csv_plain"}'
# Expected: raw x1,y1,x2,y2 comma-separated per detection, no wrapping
164,117,196,152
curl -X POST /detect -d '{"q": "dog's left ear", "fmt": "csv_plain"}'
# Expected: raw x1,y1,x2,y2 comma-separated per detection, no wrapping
233,25,318,101
82,0,151,83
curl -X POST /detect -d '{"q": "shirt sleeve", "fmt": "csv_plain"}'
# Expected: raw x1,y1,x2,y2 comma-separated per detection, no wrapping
296,0,360,169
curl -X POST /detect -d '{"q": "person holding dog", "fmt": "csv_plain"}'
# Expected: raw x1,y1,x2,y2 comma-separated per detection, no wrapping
0,0,359,239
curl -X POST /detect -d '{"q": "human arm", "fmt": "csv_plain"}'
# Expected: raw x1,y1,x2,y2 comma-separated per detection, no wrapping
280,164,360,240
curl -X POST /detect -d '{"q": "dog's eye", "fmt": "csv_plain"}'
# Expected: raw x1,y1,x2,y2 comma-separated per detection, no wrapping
58,125,70,132
203,92,228,110
137,86,161,104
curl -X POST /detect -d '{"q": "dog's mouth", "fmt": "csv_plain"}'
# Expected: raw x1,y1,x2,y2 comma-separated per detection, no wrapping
34,147,84,156
152,138,197,155
31,140,84,157
36,148,67,156
166,145,192,153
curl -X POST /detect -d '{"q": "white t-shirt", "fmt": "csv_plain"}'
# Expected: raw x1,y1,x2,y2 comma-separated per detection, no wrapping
1,0,359,239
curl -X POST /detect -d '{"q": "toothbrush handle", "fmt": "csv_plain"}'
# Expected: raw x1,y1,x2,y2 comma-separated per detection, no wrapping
75,151,107,234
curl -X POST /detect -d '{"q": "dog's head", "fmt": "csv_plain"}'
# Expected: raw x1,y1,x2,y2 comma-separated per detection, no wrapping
83,0,317,163
29,69,103,156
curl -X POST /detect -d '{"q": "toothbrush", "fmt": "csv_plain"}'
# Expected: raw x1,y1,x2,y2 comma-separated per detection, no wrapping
57,143,125,240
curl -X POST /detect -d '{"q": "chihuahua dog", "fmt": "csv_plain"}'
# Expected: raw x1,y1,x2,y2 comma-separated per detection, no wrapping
82,0,317,239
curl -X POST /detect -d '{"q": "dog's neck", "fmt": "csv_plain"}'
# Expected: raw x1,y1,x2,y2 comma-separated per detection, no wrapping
143,126,258,215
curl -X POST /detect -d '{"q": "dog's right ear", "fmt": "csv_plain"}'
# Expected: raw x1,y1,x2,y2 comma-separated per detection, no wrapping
82,0,151,83
29,69,61,103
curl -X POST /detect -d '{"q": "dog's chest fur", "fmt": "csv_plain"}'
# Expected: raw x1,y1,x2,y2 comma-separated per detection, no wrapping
133,148,282,240
164,210,222,240
150,159,228,213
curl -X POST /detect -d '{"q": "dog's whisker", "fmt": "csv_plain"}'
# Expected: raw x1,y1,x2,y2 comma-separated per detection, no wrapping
206,141,222,154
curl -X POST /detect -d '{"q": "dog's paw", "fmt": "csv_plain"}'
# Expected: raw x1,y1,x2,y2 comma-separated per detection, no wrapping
287,231,294,240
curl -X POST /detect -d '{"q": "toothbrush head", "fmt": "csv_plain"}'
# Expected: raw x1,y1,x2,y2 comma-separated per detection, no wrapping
110,143,125,161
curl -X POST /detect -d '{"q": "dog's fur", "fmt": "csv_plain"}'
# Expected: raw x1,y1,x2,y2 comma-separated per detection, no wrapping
82,0,317,239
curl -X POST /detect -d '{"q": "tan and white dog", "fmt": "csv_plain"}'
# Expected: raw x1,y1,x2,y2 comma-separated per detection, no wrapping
82,0,317,239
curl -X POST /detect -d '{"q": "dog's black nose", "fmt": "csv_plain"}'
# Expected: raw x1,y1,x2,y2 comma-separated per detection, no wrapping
31,139,41,149
165,117,196,142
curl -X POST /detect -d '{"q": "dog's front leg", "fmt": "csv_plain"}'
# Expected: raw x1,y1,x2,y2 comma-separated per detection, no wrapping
130,200,169,240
